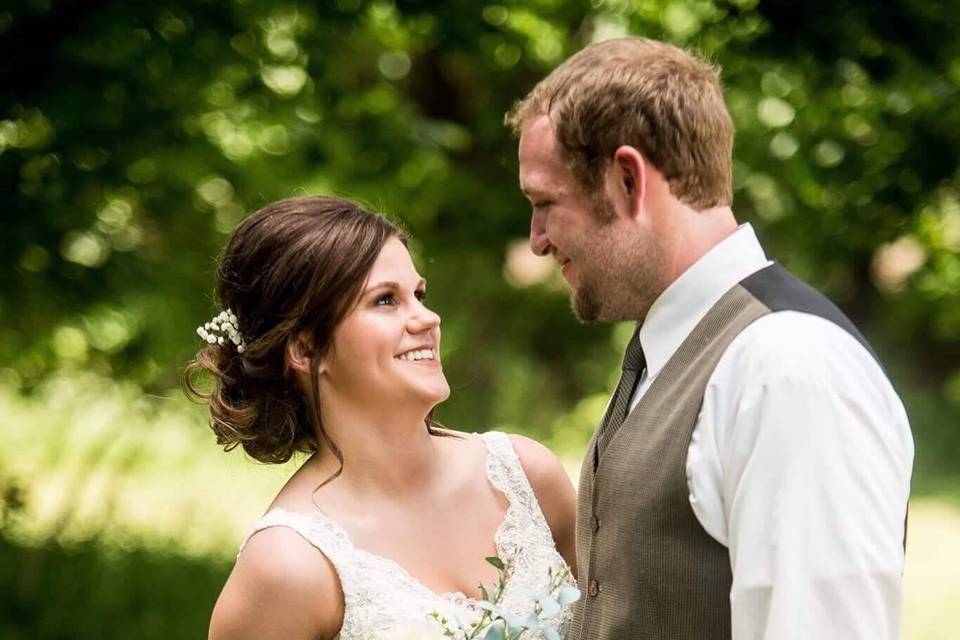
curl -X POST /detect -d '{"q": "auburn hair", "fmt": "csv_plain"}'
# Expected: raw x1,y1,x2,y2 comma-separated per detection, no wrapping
183,195,443,470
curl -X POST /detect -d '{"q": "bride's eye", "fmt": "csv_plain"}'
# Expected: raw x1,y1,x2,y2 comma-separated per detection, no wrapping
415,289,427,302
376,293,397,306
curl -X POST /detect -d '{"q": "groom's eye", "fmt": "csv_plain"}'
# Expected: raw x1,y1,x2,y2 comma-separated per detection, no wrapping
533,200,554,211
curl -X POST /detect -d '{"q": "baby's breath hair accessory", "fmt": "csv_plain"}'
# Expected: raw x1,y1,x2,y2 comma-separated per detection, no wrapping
196,309,246,353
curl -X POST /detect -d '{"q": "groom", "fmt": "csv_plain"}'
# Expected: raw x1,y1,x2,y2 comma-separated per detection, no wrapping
506,38,913,639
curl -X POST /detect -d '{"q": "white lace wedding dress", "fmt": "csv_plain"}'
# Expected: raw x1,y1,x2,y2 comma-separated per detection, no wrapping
238,431,575,639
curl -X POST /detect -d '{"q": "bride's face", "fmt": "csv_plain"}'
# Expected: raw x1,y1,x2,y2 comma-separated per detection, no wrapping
321,237,450,410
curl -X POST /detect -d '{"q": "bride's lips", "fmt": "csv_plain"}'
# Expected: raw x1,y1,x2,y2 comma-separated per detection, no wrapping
394,346,442,368
400,357,441,367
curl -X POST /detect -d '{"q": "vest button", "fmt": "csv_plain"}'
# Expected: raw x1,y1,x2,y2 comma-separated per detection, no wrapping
591,515,600,533
588,579,600,597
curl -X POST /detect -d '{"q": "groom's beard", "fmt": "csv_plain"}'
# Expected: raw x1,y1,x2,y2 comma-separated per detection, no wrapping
571,231,665,324
572,272,606,322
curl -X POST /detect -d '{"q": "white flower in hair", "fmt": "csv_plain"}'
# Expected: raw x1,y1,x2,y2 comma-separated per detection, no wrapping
196,308,246,353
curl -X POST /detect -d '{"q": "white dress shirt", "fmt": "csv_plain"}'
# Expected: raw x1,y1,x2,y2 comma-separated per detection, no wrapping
629,224,914,640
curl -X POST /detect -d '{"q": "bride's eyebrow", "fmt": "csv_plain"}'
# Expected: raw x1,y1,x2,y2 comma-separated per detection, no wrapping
364,279,427,294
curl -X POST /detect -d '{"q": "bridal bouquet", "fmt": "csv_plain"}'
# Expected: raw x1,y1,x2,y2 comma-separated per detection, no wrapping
371,553,580,640
423,555,580,640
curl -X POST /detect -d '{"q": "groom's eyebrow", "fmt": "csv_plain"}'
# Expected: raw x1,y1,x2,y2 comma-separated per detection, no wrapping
520,182,553,201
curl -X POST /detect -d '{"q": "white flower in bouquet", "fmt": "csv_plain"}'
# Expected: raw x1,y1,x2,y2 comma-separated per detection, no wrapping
426,555,580,640
383,620,450,640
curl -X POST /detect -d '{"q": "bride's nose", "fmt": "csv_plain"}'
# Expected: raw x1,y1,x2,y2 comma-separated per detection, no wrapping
407,301,440,334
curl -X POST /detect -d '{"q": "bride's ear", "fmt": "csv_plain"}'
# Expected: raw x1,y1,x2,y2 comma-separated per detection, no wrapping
286,333,323,376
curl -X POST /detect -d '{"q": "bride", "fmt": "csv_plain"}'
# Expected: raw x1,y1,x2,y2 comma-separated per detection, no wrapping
184,195,577,639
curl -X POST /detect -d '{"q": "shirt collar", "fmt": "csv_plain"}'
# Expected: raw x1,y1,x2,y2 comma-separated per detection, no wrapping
638,223,771,379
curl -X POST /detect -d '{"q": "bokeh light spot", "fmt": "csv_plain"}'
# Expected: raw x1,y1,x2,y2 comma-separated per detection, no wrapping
757,97,795,128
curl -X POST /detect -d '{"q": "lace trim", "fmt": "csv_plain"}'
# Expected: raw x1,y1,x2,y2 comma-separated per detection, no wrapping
478,431,556,554
477,432,574,634
236,431,573,638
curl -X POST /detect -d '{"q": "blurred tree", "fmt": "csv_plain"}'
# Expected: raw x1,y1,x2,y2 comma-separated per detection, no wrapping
1,0,958,467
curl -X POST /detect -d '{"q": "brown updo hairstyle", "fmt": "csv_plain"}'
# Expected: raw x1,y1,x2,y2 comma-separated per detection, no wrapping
183,195,443,471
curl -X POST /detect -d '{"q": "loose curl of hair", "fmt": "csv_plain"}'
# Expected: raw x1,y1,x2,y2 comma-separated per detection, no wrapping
183,195,444,477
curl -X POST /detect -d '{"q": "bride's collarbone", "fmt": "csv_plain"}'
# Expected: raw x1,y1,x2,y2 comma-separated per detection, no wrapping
336,496,507,597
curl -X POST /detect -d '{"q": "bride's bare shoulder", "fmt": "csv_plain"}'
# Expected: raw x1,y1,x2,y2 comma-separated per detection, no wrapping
210,526,343,640
506,434,570,488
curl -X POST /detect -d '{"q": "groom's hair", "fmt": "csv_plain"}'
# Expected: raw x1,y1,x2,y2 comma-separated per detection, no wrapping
505,37,734,212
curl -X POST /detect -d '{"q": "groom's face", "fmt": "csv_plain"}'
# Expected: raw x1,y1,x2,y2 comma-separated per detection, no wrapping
518,115,662,322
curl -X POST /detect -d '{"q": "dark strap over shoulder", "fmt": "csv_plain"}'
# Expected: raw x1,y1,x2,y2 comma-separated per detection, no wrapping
739,263,879,364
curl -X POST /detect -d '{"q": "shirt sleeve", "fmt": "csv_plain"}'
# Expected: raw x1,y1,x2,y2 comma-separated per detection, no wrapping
687,311,914,640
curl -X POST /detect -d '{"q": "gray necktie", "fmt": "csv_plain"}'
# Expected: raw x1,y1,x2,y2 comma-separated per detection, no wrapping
595,328,646,465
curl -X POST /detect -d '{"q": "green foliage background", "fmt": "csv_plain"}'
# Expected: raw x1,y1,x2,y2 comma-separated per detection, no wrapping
1,0,959,637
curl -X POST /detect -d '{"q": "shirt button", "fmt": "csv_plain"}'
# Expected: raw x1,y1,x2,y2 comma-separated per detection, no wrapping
591,515,600,533
588,579,600,597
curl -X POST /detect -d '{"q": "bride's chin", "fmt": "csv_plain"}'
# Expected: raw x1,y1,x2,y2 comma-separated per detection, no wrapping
387,381,450,411
423,382,451,405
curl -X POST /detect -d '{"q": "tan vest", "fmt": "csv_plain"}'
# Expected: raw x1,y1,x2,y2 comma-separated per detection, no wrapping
569,264,877,640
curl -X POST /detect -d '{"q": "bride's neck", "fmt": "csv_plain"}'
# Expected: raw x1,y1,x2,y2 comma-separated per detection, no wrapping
313,401,444,498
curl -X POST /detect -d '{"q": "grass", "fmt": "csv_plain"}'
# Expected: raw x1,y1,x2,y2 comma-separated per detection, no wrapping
902,499,960,640
1,373,958,638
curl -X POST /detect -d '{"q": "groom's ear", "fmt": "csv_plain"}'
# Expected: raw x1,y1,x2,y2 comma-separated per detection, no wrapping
609,145,646,221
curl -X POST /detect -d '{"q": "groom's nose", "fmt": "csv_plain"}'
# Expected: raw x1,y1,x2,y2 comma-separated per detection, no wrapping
530,210,551,257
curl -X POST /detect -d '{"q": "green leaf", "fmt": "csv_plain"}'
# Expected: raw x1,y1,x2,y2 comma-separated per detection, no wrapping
486,556,505,570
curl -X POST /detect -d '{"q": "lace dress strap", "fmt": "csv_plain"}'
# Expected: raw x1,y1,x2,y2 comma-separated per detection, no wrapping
475,432,576,637
477,431,554,548
237,507,353,563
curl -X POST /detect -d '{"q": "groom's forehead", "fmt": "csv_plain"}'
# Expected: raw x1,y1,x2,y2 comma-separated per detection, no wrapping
519,126,570,193
519,156,576,201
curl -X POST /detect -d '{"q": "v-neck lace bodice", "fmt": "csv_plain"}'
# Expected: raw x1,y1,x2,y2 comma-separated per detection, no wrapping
238,431,574,639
